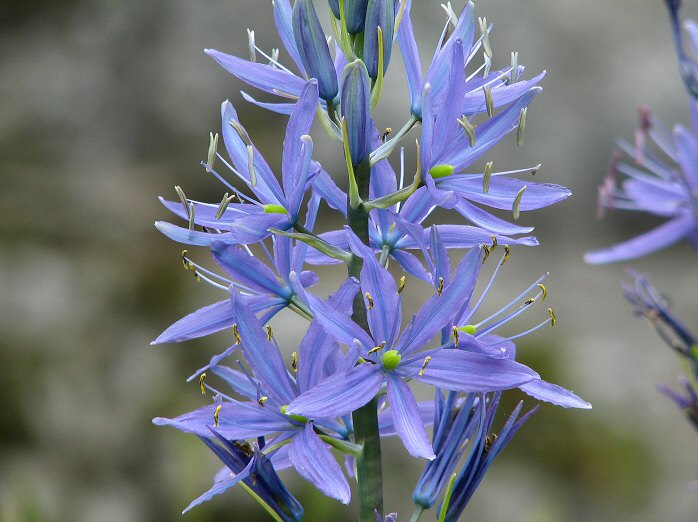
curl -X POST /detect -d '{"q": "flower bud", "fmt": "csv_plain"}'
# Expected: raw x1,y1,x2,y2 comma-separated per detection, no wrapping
340,60,372,165
344,0,369,33
293,0,339,102
363,0,395,79
328,0,341,19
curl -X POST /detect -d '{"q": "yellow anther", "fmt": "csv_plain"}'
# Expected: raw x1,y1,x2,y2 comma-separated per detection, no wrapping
490,235,498,251
365,292,374,310
233,323,241,345
291,352,298,373
452,326,460,348
368,341,387,355
517,107,528,147
213,404,223,427
381,127,392,142
437,277,444,296
266,325,273,341
483,244,491,264
548,307,557,327
512,185,527,220
537,283,547,302
503,245,511,265
483,85,494,117
199,373,207,395
525,297,536,306
398,276,406,294
485,433,497,452
181,250,190,270
418,356,432,377
483,161,493,194
458,115,477,147
258,396,268,406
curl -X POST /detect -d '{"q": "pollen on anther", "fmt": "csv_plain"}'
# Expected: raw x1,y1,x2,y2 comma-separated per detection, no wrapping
398,276,406,294
418,356,432,376
452,326,460,347
258,396,268,407
291,352,298,373
483,244,491,264
199,373,207,395
503,245,511,265
213,404,223,427
437,277,444,296
490,235,498,251
537,283,548,302
233,323,241,345
548,307,557,327
365,292,375,310
266,325,273,341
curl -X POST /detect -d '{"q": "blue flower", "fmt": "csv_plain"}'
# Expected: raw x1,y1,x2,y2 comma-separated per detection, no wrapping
585,104,698,263
286,233,540,459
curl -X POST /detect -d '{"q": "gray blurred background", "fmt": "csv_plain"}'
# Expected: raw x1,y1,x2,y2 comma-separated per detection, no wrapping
2,0,698,520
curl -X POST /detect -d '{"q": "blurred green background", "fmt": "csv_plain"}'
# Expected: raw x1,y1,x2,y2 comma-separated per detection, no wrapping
2,0,698,520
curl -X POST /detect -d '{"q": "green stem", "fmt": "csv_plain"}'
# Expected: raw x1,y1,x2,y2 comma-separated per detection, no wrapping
408,505,425,522
347,158,383,521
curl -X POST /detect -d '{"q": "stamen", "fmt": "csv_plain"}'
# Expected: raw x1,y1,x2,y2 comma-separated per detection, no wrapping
525,297,536,306
199,373,207,395
510,52,519,83
381,127,392,142
175,185,189,218
365,292,375,310
266,325,273,341
206,132,219,173
458,115,477,147
490,235,498,251
483,244,491,263
548,307,557,327
181,249,190,270
213,404,222,427
227,119,257,187
246,145,256,187
512,185,527,220
483,84,494,117
452,326,460,347
270,48,279,65
233,323,241,345
215,192,231,220
503,245,511,265
398,276,406,294
438,277,444,296
418,356,432,376
483,161,493,193
485,433,497,452
537,283,547,302
368,341,387,355
478,17,493,58
247,29,256,62
258,396,269,407
188,202,196,231
291,352,298,373
517,107,528,147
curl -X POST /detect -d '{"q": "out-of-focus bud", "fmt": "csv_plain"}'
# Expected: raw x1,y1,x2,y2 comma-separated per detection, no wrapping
363,0,395,79
328,0,341,19
341,60,371,165
293,0,339,102
344,0,369,34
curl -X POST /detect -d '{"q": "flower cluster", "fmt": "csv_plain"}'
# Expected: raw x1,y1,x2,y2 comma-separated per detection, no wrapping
153,1,588,520
587,0,698,464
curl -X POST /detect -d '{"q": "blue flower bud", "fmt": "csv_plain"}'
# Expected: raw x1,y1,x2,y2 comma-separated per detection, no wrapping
292,0,339,102
363,0,395,79
340,60,371,165
328,0,341,19
344,0,369,33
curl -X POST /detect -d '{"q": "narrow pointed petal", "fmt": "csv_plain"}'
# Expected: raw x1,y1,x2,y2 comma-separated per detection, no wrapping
397,2,423,116
206,48,305,97
390,249,431,282
584,215,694,264
233,291,297,404
520,379,592,409
346,228,401,346
425,225,539,248
379,400,436,437
241,91,296,115
153,299,235,344
461,71,547,113
405,349,539,392
397,247,482,355
453,199,535,235
290,273,374,350
273,0,305,73
387,375,435,459
182,460,253,513
212,242,291,298
287,364,383,418
153,402,292,439
155,221,238,246
289,425,352,504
